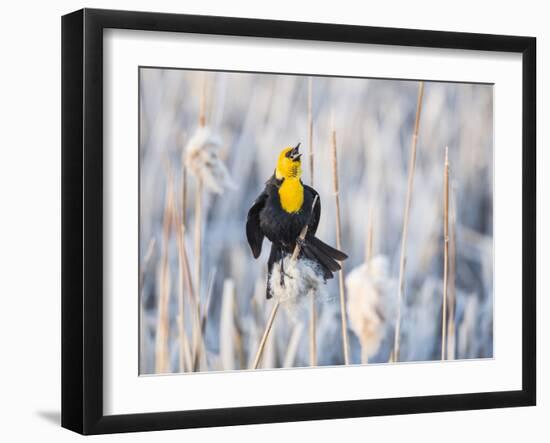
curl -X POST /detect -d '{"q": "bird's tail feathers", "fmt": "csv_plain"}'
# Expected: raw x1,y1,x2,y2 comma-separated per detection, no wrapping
301,236,347,280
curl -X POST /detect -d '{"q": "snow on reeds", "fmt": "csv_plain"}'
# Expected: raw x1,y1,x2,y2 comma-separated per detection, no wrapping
393,81,425,362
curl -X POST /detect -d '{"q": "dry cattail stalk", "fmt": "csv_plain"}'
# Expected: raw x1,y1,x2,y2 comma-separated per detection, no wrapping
252,301,280,369
196,74,206,306
198,74,207,128
365,205,375,264
393,81,425,361
181,166,187,229
447,184,458,360
331,127,350,365
252,196,319,369
174,189,205,372
172,193,193,373
194,178,203,318
308,77,315,186
155,175,174,374
442,147,450,360
307,77,317,367
172,186,196,372
176,221,205,372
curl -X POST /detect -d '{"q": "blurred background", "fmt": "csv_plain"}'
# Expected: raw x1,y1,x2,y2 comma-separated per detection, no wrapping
139,68,493,374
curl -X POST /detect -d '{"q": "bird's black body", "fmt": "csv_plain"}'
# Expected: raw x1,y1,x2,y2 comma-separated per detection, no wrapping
247,173,347,298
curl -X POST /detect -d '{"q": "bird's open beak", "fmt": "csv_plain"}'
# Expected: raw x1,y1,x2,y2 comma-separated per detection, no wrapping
290,143,302,161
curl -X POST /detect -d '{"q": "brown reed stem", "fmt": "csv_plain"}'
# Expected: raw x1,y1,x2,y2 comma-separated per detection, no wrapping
307,77,317,367
331,128,350,365
366,206,374,264
173,194,193,373
190,76,208,370
442,147,450,360
447,183,457,360
308,77,314,186
181,166,187,228
252,301,280,369
198,74,207,128
191,181,204,371
194,179,203,311
393,81,425,362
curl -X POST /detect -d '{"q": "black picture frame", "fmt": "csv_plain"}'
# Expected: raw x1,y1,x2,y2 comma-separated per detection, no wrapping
61,8,536,435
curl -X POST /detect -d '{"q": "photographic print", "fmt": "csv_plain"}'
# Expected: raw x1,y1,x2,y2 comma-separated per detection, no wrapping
138,68,493,375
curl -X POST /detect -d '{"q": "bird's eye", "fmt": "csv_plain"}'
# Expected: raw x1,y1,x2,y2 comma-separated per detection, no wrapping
285,150,292,158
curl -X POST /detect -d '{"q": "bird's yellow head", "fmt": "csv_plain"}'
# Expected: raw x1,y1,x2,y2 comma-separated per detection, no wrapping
275,143,302,180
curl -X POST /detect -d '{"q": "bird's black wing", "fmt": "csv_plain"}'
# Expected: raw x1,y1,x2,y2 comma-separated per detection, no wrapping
246,191,268,258
304,185,321,235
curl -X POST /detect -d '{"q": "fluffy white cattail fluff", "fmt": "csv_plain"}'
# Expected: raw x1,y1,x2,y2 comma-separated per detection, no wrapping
270,257,327,320
183,126,235,193
346,255,391,362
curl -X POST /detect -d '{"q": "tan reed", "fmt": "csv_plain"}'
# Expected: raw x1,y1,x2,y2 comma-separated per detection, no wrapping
393,81,425,362
307,77,317,367
442,147,449,360
331,127,350,365
172,184,193,373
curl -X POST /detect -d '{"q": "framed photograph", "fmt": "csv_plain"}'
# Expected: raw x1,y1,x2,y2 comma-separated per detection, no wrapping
61,8,536,434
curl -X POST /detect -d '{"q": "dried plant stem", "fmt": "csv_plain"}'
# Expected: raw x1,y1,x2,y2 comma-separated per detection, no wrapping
181,166,187,228
447,185,457,360
331,128,350,365
173,196,193,373
308,77,315,186
155,176,174,374
252,301,280,369
393,81,425,361
191,75,208,370
307,77,317,367
253,196,319,369
365,205,375,264
194,179,203,312
442,147,450,360
198,74,207,128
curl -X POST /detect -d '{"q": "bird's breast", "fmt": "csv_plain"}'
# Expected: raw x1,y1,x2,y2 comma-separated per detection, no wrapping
278,178,304,213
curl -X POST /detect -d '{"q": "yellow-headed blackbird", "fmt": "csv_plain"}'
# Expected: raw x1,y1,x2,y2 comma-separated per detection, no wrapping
246,143,348,298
